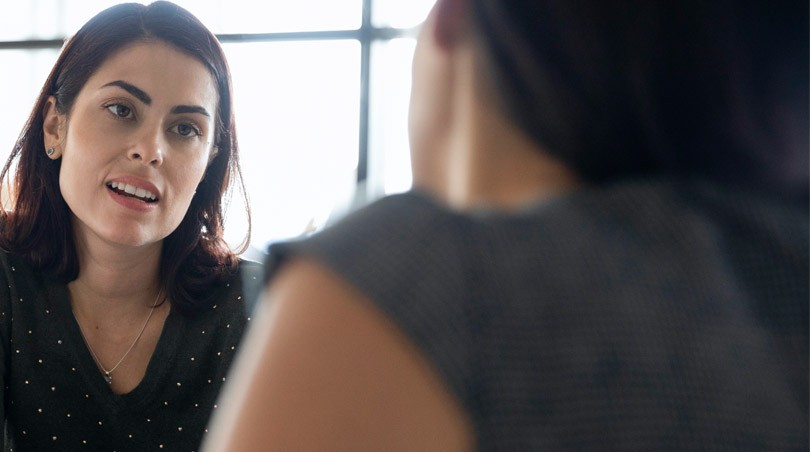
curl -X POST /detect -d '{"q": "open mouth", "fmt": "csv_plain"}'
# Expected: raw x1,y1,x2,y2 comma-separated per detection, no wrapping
107,182,158,203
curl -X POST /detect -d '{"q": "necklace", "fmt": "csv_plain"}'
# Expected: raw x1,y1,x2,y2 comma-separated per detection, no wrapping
72,290,162,385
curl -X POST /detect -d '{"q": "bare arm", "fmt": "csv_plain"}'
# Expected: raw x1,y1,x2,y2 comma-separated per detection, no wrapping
202,257,473,452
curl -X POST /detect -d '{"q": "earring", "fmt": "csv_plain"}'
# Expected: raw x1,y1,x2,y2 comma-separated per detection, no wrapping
46,148,55,156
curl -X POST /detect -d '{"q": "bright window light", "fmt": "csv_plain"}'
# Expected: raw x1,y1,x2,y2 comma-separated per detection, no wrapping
369,38,417,198
0,50,59,161
372,0,436,29
213,0,361,33
0,0,438,253
223,40,361,249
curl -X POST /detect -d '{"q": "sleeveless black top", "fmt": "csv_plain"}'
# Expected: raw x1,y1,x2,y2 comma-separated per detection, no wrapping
265,178,808,451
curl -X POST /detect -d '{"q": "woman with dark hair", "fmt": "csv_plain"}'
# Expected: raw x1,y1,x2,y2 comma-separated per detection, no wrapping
206,0,808,450
0,2,259,450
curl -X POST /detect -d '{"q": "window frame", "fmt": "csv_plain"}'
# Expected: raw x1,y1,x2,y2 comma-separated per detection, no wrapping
0,0,419,192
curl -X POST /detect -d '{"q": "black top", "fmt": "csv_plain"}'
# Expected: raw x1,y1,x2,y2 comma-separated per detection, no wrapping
0,252,262,452
265,178,808,451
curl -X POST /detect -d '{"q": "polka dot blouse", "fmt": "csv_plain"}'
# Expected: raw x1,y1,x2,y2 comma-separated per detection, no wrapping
0,252,262,451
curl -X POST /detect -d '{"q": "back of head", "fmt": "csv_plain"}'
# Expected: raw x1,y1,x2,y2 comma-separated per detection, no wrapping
469,0,808,200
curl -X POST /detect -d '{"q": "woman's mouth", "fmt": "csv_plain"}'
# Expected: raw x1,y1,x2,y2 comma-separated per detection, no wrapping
107,181,158,203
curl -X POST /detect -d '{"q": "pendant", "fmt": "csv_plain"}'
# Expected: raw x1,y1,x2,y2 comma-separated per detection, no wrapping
103,373,112,385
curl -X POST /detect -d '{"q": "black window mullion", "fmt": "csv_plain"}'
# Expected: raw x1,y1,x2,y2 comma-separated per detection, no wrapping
357,0,373,186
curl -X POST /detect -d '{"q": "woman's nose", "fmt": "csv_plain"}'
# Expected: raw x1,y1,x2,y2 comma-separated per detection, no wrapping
127,129,164,166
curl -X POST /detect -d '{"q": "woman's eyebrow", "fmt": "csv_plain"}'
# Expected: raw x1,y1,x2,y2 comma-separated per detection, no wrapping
172,105,211,117
101,80,151,105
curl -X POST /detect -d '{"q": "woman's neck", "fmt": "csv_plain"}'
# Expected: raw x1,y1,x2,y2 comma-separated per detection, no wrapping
444,81,580,210
69,231,163,312
416,44,581,211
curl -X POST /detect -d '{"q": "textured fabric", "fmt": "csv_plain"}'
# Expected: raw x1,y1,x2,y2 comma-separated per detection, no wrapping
0,253,262,452
265,178,808,451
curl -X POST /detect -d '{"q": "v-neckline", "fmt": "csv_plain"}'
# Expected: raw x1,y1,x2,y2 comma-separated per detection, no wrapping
49,281,185,412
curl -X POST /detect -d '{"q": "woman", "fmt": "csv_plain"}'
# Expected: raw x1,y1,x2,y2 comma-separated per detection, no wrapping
204,0,807,450
0,2,259,450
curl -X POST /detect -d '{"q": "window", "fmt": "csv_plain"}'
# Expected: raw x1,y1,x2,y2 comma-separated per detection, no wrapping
0,0,436,251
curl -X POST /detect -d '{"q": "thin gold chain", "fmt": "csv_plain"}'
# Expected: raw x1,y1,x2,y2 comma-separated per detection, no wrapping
72,290,162,384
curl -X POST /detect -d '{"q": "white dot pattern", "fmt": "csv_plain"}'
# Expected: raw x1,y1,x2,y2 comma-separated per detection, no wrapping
0,255,262,451
259,189,810,450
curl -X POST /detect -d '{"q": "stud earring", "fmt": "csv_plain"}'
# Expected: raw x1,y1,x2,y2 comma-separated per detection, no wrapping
46,148,55,156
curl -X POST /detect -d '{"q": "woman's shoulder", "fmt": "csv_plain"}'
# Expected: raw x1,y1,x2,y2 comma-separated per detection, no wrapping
237,257,264,314
0,248,47,317
265,191,465,287
0,247,39,283
283,191,458,253
330,190,453,230
512,176,809,242
238,256,264,276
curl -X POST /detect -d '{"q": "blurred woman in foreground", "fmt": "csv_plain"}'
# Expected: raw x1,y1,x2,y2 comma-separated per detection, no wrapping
205,0,807,450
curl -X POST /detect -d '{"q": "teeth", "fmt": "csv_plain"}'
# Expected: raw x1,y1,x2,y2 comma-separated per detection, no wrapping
108,182,157,201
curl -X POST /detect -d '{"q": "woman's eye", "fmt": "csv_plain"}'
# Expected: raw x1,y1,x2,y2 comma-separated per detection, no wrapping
105,104,133,119
172,123,202,137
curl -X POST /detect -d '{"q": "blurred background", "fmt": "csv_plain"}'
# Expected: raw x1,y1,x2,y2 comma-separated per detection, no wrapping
0,0,437,257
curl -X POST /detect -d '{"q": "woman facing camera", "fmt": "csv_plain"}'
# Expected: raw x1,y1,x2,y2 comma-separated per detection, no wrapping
205,0,807,451
0,2,260,450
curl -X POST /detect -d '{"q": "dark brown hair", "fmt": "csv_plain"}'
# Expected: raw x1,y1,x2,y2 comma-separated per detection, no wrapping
470,0,808,200
0,1,251,315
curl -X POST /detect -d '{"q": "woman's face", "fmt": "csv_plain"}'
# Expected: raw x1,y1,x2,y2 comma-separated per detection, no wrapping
51,40,218,250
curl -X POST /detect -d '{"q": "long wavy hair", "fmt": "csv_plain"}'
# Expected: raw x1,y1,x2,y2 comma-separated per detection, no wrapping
0,1,251,316
469,0,808,201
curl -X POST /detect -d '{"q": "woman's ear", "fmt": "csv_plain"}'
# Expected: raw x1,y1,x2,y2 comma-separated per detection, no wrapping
42,96,65,158
429,0,469,49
